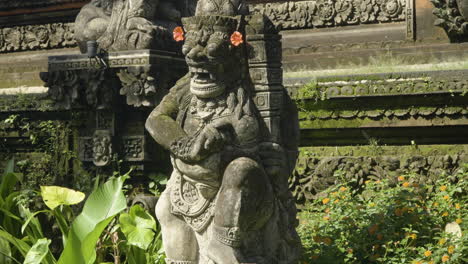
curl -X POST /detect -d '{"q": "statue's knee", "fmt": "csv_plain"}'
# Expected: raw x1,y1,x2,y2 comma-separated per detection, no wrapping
223,157,264,189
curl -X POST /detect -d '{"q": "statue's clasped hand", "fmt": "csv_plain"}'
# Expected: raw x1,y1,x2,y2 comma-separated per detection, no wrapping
170,123,228,162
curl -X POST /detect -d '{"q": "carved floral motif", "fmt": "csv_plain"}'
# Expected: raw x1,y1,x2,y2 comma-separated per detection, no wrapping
432,0,468,38
117,68,159,107
0,23,76,53
290,152,467,204
250,0,406,30
41,69,117,110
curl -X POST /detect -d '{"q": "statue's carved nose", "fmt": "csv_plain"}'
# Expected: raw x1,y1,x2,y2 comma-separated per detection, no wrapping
186,45,207,62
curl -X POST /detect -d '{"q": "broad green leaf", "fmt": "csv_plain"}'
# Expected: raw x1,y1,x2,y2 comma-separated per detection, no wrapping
119,205,157,250
40,186,85,210
23,238,51,264
58,176,128,264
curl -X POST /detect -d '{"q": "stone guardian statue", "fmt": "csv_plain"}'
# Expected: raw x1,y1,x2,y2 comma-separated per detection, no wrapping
145,0,302,263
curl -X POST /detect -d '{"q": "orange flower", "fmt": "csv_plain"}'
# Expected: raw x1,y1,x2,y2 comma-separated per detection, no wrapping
443,195,450,200
448,245,455,254
439,238,446,245
440,185,447,191
424,250,432,257
395,208,403,216
333,199,340,204
398,176,405,181
408,233,417,239
323,215,330,221
455,203,461,209
339,186,347,192
368,224,378,235
173,26,185,42
322,237,332,245
456,218,462,224
433,202,439,207
324,208,330,213
442,211,449,217
442,255,450,262
402,182,411,188
230,31,243,46
322,198,330,204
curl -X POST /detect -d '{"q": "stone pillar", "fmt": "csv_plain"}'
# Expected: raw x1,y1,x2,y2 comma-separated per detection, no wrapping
246,15,284,143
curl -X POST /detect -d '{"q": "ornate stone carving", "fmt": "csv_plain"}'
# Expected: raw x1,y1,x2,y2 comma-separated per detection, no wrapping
122,136,146,161
74,0,197,52
291,150,468,204
145,1,301,263
41,69,118,110
0,0,86,10
250,0,406,30
0,23,75,53
92,130,113,166
432,0,468,39
117,67,164,107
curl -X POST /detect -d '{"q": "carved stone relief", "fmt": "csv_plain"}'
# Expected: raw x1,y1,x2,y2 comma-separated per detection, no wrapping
0,23,75,53
0,0,86,10
41,69,118,110
291,151,468,204
250,0,406,30
432,0,468,39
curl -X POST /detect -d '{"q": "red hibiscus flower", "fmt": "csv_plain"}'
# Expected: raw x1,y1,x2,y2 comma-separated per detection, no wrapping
173,26,184,42
230,31,243,46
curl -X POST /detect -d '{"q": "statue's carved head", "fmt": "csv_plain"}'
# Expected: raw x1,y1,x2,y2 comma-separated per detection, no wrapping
179,16,245,99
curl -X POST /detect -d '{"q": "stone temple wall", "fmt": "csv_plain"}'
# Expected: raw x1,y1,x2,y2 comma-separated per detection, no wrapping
0,0,467,203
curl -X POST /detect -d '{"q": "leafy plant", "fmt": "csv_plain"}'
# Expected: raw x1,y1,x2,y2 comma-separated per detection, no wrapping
298,165,468,263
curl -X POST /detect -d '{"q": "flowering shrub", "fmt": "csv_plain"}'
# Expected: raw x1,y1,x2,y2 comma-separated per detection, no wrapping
298,165,467,263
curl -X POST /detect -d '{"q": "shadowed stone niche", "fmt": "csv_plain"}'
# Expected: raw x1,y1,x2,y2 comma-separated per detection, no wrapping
145,0,302,263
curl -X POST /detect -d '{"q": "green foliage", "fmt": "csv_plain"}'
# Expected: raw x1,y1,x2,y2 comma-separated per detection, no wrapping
58,175,129,264
24,238,52,264
0,158,166,264
298,166,468,263
41,186,86,210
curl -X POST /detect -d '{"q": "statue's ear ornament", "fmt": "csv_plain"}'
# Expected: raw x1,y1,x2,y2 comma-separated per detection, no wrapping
173,26,185,42
230,31,243,47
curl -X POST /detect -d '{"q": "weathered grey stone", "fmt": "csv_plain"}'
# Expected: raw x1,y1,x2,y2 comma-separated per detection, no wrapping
145,0,301,263
74,0,197,52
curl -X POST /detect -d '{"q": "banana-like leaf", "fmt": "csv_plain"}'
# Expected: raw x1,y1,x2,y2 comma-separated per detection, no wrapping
23,238,51,264
40,186,85,210
58,176,128,264
119,205,156,250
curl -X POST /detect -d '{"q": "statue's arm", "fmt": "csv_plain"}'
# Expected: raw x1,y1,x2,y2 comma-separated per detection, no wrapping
145,79,190,150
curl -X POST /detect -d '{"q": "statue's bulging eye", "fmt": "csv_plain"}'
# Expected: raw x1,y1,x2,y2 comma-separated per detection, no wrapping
207,42,222,58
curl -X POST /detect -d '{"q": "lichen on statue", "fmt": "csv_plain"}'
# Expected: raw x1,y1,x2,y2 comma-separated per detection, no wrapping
145,2,301,262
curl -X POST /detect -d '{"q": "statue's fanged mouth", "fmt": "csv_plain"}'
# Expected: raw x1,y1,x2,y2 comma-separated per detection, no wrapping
189,66,225,98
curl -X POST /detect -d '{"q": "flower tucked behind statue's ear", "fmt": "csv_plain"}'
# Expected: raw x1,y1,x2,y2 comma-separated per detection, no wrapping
230,31,243,46
173,26,185,42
